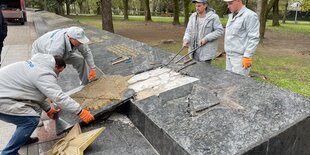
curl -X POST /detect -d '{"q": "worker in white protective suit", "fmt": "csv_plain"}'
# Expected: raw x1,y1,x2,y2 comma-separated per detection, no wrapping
0,53,94,155
224,0,260,76
32,26,97,85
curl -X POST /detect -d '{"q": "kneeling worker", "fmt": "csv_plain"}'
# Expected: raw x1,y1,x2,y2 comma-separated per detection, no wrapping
0,53,94,155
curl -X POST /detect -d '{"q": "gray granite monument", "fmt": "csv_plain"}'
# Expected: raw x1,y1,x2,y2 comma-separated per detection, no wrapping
33,11,310,155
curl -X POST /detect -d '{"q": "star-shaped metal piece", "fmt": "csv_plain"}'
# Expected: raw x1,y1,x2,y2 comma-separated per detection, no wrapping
45,123,105,155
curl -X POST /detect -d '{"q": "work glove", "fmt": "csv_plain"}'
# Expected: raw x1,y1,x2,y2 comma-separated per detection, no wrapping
79,109,95,124
88,68,97,81
46,107,61,119
242,57,252,69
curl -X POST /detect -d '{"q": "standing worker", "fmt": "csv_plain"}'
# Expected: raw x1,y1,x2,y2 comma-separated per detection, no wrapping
32,26,97,85
0,9,8,67
0,53,94,155
183,0,223,64
224,0,260,76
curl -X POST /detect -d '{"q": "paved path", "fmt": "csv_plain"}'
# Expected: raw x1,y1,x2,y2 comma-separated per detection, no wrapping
0,11,39,154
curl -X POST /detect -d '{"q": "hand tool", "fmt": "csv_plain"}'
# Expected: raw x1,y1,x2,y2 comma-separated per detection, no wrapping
177,61,197,72
112,57,129,65
164,46,185,66
175,45,202,64
110,56,123,62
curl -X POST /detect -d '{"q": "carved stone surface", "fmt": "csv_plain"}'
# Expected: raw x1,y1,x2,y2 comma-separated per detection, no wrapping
56,75,135,135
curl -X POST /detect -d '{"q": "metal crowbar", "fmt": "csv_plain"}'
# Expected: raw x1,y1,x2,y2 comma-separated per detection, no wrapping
164,46,185,66
175,45,202,64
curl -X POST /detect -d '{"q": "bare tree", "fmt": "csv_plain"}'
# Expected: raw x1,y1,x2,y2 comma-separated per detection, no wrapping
65,0,76,15
123,0,129,20
173,0,180,25
144,0,152,21
55,0,65,15
96,0,101,15
256,0,268,39
101,0,114,33
257,0,282,39
272,0,280,26
282,0,289,23
183,0,190,26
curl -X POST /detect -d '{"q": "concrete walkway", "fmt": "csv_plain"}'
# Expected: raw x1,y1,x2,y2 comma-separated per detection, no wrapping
0,11,40,155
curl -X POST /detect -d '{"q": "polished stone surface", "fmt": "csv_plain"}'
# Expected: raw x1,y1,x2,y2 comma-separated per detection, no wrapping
34,11,310,155
83,113,158,155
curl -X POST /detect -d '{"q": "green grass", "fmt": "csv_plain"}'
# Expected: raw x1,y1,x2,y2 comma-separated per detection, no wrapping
212,52,310,97
66,14,310,97
266,20,310,34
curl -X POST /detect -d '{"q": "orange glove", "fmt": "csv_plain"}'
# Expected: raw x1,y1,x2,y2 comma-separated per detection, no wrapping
46,108,61,119
79,109,95,124
242,57,252,69
88,68,96,81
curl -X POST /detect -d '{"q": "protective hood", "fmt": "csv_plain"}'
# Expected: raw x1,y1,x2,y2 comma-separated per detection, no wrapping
30,53,55,70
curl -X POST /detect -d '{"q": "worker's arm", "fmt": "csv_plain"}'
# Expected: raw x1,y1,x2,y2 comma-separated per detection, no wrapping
34,73,82,115
77,44,96,69
203,14,224,42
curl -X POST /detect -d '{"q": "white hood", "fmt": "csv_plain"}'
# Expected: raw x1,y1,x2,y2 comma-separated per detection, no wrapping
31,53,55,70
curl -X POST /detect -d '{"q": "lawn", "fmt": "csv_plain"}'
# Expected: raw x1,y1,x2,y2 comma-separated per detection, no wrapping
66,15,310,97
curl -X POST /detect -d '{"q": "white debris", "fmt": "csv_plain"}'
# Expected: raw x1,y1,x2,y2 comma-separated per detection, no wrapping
128,67,199,100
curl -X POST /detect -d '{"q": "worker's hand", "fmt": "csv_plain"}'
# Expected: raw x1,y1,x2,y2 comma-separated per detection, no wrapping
199,39,207,46
46,107,61,119
88,68,97,81
182,41,189,48
79,109,95,124
47,97,53,104
242,57,252,69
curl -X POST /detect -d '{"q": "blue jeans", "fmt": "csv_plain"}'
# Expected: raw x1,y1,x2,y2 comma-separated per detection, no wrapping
0,113,39,155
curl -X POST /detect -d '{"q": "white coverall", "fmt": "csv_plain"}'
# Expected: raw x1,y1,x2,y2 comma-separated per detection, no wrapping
0,53,82,117
32,28,96,85
224,6,260,76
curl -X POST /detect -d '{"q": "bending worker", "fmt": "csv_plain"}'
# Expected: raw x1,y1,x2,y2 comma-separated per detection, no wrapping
183,0,223,64
224,0,260,76
0,53,94,155
32,26,97,85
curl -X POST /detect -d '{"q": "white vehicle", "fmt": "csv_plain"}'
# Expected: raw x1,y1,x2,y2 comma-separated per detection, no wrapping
0,0,26,25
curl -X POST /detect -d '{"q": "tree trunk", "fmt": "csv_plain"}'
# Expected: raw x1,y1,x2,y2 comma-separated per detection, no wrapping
55,0,65,15
86,0,90,14
173,0,180,25
256,0,268,39
144,0,152,21
123,0,129,20
38,0,45,10
77,1,83,14
66,2,70,15
282,0,288,23
272,0,280,26
139,0,144,15
96,1,101,15
183,0,190,26
101,0,114,33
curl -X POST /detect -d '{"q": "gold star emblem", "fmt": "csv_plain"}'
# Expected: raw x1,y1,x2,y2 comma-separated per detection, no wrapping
45,124,105,155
